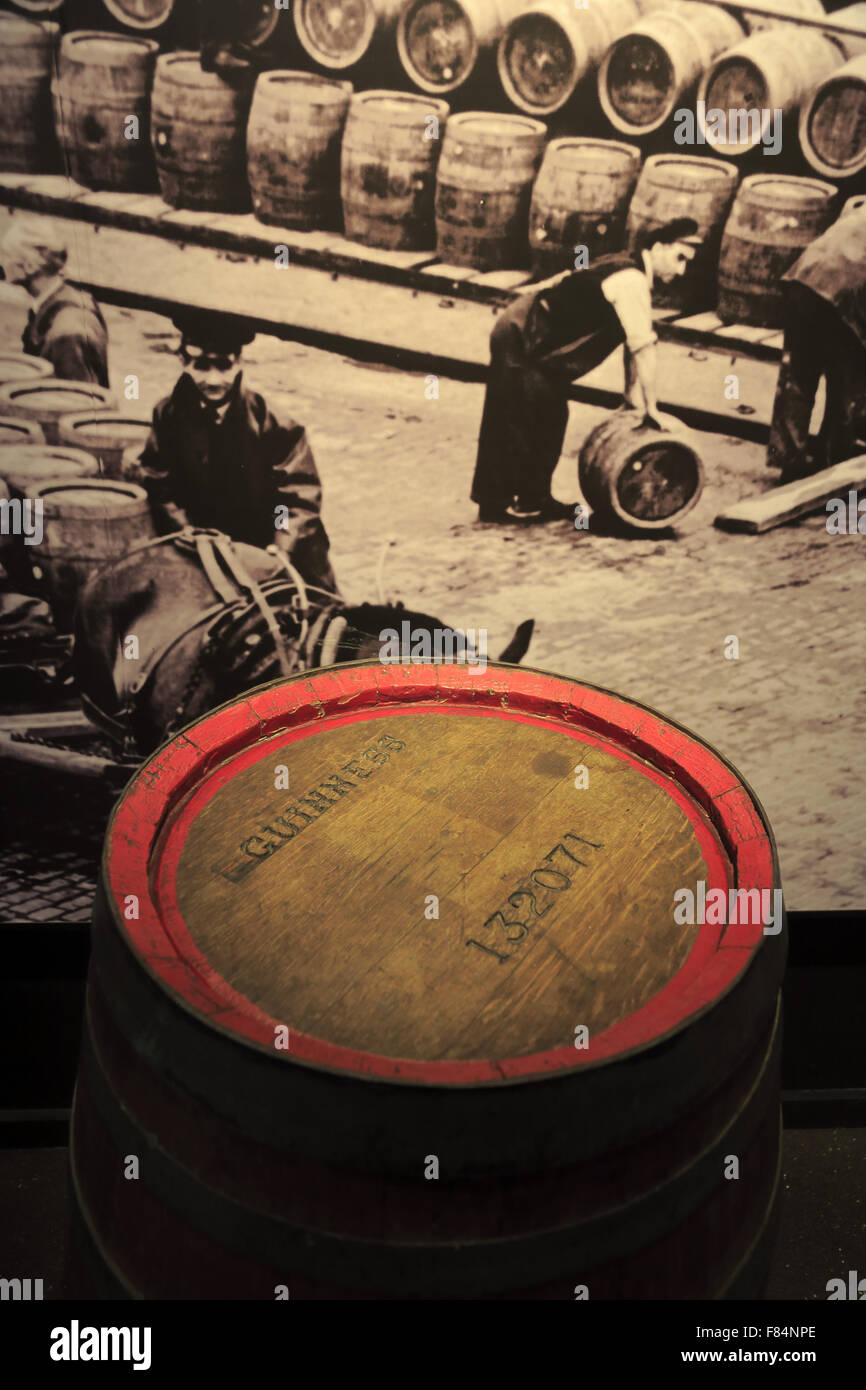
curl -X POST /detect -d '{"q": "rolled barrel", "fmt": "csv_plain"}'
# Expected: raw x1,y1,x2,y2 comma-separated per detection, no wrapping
435,110,546,268
247,72,353,231
56,413,152,480
529,137,641,276
68,660,784,1298
625,153,738,313
598,3,744,137
578,410,704,531
397,0,523,95
341,91,450,249
799,52,866,179
151,52,254,212
717,173,838,327
695,27,845,158
294,0,404,70
29,477,153,631
52,31,159,193
0,381,116,446
0,14,59,174
497,0,639,116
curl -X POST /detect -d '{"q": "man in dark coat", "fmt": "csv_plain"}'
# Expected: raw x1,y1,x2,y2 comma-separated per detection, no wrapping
0,216,109,387
767,212,866,484
195,0,271,77
471,218,701,523
137,309,339,595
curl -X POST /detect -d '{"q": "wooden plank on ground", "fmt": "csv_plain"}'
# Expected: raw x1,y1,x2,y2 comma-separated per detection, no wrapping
0,710,92,736
467,269,533,290
75,190,173,220
715,323,779,342
674,311,724,332
18,175,88,200
420,262,479,281
714,457,866,533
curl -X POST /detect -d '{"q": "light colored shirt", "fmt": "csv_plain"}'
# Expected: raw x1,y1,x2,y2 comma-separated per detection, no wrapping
601,250,656,355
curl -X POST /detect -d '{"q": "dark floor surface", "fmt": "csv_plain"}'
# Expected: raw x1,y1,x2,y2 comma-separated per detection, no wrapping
1,1129,863,1301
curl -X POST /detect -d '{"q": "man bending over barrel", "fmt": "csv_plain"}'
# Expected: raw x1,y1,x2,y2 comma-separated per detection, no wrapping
471,217,701,523
136,309,339,596
767,211,866,484
0,217,109,388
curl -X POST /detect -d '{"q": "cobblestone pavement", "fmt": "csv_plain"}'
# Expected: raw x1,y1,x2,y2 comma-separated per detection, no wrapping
2,296,864,910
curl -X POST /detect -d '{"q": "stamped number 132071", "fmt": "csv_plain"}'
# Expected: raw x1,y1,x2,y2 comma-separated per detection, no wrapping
466,832,603,964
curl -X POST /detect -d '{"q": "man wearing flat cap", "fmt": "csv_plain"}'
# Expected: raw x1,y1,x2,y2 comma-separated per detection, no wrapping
471,218,702,523
137,309,339,595
0,216,109,387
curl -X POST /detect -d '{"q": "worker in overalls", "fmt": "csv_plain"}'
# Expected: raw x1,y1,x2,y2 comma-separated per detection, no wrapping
471,217,701,523
767,212,866,484
136,309,339,596
0,216,109,387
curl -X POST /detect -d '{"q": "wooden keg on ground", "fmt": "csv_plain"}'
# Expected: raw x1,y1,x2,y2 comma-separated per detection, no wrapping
341,91,450,250
696,28,845,158
799,53,866,179
294,0,404,71
68,661,785,1299
0,381,116,446
52,31,158,193
626,154,738,313
717,174,838,326
0,355,54,388
497,0,639,116
247,72,353,231
579,410,704,530
0,417,45,449
0,14,59,174
397,0,522,95
529,137,641,276
151,53,254,212
598,3,744,137
435,110,545,268
56,413,151,480
30,477,152,630
0,445,98,496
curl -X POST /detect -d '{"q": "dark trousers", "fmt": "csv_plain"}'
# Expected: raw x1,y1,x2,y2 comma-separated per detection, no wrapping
768,288,866,480
471,318,570,515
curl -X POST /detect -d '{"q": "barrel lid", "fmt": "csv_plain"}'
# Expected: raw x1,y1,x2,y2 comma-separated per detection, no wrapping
102,662,780,1085
0,416,44,444
397,0,479,94
349,89,450,122
0,381,115,412
102,0,175,30
295,0,378,70
0,11,58,37
0,354,54,383
740,173,838,204
257,69,353,100
499,7,588,115
35,477,147,504
0,445,99,491
59,30,159,61
448,111,547,141
644,154,738,183
2,1,63,16
155,51,247,88
544,136,641,169
57,413,150,440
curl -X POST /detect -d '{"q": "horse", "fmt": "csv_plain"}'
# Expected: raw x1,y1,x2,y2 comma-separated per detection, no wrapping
73,528,534,758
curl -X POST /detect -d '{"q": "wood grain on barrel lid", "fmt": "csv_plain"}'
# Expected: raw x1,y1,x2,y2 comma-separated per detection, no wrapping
105,664,777,1082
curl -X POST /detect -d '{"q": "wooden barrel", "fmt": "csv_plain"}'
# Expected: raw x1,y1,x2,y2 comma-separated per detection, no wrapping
717,173,838,326
294,0,404,70
435,111,546,269
341,91,450,250
151,53,254,212
0,354,54,387
497,0,639,116
799,52,866,178
52,31,159,193
68,661,785,1300
56,413,151,480
0,381,116,446
598,3,745,136
625,154,738,313
0,14,59,174
0,416,45,448
742,0,825,34
529,137,641,276
0,444,99,496
101,0,175,29
579,410,704,530
247,72,353,231
397,0,523,95
696,28,845,157
30,477,152,630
